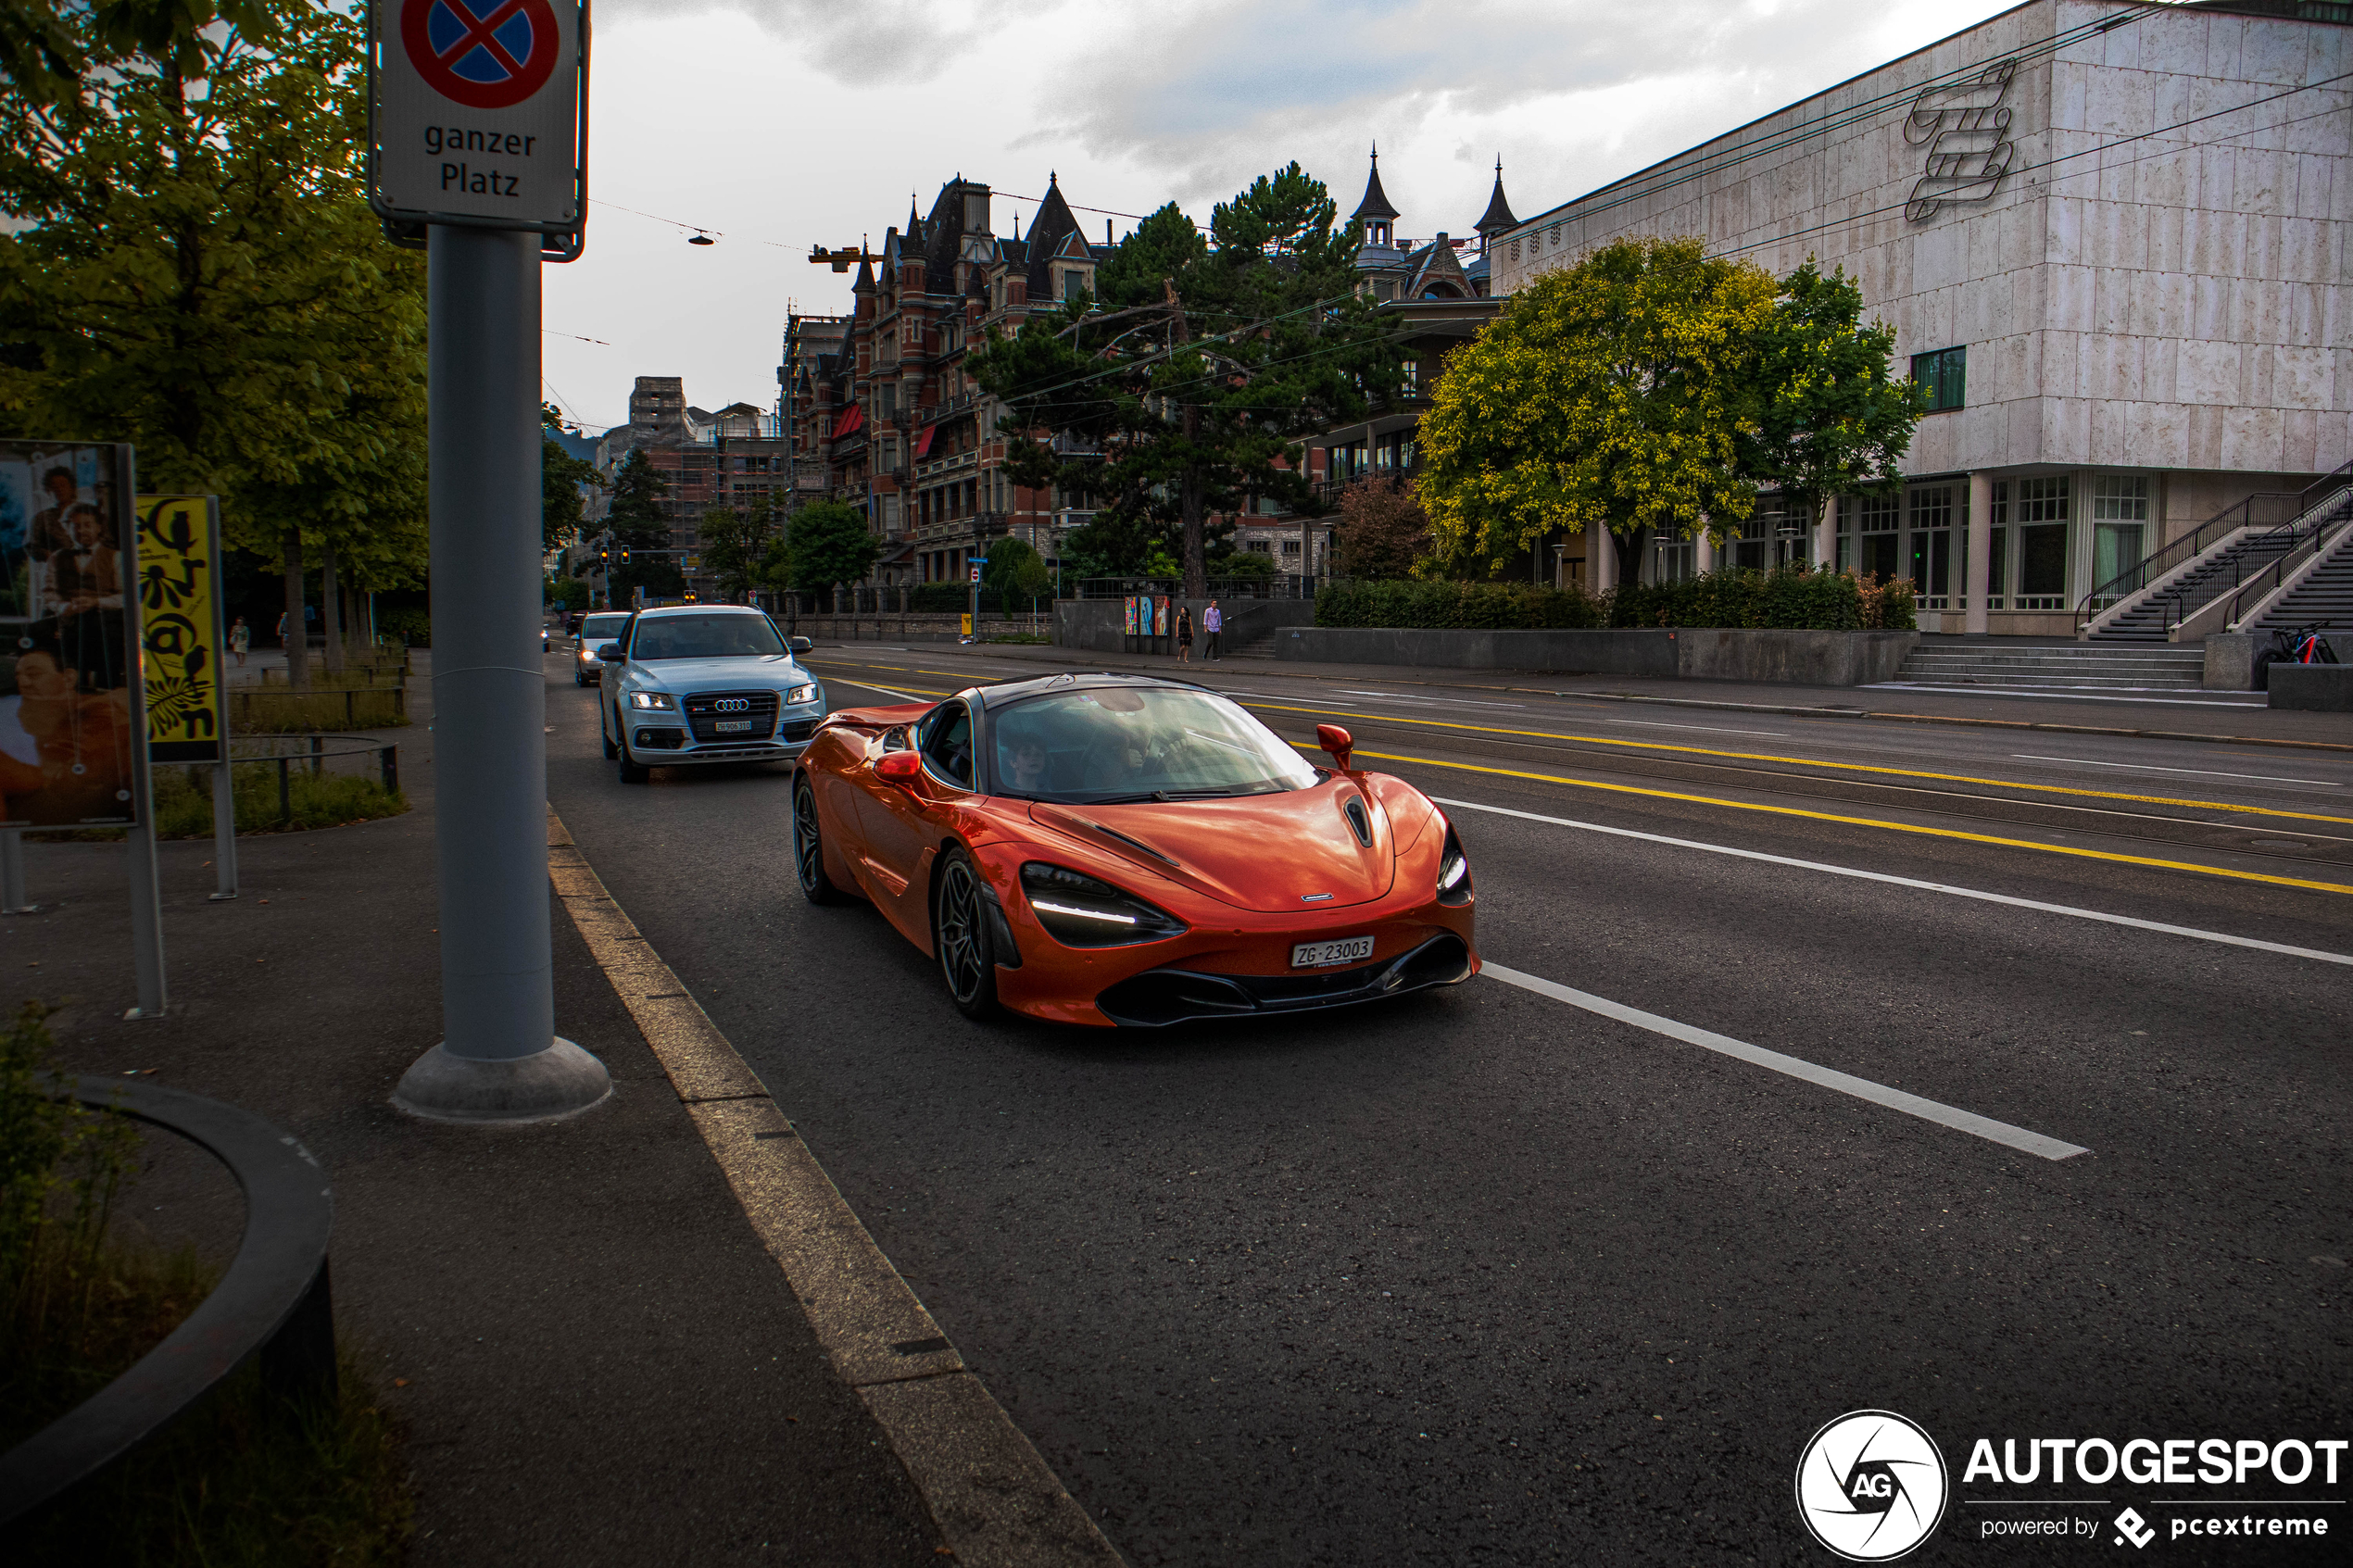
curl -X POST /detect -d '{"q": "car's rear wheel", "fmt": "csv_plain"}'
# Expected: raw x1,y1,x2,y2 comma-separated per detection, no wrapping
793,773,851,905
932,847,999,1021
615,709,648,784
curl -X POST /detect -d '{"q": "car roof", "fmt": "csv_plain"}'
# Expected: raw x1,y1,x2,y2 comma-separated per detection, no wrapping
632,604,764,618
975,671,1213,711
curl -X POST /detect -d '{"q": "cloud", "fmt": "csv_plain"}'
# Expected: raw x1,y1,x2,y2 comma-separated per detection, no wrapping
592,0,1062,84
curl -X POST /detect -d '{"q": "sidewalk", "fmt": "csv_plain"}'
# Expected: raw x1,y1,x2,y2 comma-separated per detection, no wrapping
11,666,945,1564
886,638,2352,747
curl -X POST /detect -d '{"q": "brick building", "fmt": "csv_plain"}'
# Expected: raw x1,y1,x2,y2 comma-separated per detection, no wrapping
785,176,1107,586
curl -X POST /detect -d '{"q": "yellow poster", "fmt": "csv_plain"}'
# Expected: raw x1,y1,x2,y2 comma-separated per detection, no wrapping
135,495,227,763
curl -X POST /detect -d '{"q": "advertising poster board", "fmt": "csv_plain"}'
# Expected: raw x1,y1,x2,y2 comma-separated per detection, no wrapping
135,496,229,764
1123,596,1139,637
0,440,142,827
1154,596,1170,637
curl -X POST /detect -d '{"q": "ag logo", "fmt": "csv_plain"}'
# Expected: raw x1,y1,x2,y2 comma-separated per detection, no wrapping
1794,1410,1948,1561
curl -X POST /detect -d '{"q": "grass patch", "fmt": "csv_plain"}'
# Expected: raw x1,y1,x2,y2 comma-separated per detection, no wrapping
1,1004,411,1564
31,766,407,843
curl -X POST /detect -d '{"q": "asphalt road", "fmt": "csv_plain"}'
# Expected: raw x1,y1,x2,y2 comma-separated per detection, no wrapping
545,644,2353,1566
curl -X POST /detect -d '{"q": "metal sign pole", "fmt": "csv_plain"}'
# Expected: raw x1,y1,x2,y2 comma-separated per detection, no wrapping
0,829,29,915
209,762,238,900
119,448,168,1018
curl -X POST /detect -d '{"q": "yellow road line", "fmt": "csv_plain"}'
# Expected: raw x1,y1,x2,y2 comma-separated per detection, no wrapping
1241,697,2353,827
1317,745,2353,898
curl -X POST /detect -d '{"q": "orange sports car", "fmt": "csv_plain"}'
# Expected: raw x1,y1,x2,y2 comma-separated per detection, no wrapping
790,672,1477,1026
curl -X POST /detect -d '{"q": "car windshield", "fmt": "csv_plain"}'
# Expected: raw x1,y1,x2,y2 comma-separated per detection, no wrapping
627,613,786,660
986,687,1320,803
581,615,630,642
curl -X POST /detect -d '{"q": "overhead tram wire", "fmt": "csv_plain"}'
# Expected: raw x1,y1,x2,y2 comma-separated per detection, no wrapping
1706,68,2353,264
1507,1,2175,238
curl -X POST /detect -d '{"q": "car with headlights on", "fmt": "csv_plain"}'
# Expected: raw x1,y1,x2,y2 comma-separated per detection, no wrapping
789,672,1477,1026
572,611,632,685
596,606,822,784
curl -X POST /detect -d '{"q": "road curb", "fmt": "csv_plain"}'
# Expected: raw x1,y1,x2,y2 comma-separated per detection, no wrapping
547,807,1125,1568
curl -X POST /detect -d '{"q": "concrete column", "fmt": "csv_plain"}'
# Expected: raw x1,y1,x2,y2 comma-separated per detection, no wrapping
1965,470,1994,636
1588,527,1616,593
1816,495,1837,570
1694,528,1716,574
394,225,608,1124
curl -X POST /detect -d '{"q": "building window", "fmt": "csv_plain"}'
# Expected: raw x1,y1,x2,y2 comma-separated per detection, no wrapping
1907,484,1956,608
1402,358,1420,393
1852,492,1901,581
2090,474,2150,594
2014,476,2070,608
1911,346,1967,412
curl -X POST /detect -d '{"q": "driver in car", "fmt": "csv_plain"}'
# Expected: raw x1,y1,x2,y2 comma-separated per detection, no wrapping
1000,734,1050,796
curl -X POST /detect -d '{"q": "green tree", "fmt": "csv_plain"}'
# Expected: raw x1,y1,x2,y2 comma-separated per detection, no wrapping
0,0,428,689
983,535,1051,616
1734,259,1926,534
772,499,878,596
970,165,1402,597
602,449,683,602
542,404,604,553
698,498,778,604
1416,236,1780,574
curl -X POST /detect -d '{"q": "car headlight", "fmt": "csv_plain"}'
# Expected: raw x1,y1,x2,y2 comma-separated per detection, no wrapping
628,691,675,709
1436,822,1471,906
1020,862,1187,947
786,683,817,705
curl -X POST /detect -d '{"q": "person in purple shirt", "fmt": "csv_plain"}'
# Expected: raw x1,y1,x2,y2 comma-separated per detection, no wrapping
1202,599,1222,661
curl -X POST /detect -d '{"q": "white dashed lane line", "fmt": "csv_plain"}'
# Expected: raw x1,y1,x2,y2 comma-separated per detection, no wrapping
2009,753,2344,789
1433,795,2353,968
1479,963,2092,1162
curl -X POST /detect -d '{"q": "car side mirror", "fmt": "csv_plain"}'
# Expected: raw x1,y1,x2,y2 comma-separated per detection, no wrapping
875,750,922,785
597,642,624,663
789,636,813,655
1316,723,1354,771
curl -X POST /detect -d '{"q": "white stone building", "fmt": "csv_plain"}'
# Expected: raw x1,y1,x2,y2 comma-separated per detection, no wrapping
1494,0,2351,633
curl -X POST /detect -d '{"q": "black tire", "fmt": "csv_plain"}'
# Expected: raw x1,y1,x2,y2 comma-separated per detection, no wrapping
574,671,590,686
931,847,1000,1021
2253,650,2278,691
793,773,851,905
601,705,619,758
616,709,648,784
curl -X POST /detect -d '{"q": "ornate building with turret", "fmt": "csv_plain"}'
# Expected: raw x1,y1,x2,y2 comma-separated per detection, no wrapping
782,176,1111,587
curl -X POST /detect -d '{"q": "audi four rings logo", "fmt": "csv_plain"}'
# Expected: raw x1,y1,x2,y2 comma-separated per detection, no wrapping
1795,1411,1949,1561
713,699,750,712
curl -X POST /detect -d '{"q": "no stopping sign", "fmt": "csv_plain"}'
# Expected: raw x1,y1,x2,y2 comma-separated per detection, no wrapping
401,0,562,110
370,0,585,236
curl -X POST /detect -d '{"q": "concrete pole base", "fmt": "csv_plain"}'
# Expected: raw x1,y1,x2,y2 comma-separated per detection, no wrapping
393,1036,611,1124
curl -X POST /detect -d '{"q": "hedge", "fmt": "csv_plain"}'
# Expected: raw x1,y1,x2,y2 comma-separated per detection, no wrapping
1317,566,1917,633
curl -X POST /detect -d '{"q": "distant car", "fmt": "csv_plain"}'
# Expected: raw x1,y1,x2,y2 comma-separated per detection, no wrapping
790,672,1478,1026
572,612,632,685
596,605,822,784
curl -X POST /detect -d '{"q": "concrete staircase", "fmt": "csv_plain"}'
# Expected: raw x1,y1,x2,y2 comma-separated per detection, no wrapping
2087,529,2299,641
1889,644,2207,690
1223,628,1281,659
2242,521,2353,645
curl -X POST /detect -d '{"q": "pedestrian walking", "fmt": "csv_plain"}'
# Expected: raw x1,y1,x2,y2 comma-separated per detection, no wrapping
229,616,250,667
1203,599,1222,661
1176,605,1193,664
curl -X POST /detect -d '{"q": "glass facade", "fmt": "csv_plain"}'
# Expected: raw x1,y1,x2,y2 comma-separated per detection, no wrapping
1911,346,1967,412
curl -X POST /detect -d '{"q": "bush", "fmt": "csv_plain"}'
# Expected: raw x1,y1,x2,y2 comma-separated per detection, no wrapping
1317,565,1917,632
377,606,429,646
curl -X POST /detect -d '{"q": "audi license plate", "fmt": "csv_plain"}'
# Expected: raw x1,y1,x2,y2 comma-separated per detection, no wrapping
714,720,752,733
1292,935,1374,969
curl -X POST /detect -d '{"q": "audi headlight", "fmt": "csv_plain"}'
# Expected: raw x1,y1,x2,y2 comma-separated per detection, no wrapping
1436,823,1471,906
786,683,818,705
629,691,675,709
1020,862,1187,947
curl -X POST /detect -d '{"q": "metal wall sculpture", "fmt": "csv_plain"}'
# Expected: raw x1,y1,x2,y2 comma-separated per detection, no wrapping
1904,59,2018,222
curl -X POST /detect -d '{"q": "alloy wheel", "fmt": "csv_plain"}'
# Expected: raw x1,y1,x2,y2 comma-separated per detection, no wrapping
937,859,987,1004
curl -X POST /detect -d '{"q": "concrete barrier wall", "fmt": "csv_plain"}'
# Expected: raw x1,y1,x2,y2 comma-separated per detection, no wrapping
2267,664,2353,710
783,615,1046,643
1056,598,1315,654
1269,625,1918,685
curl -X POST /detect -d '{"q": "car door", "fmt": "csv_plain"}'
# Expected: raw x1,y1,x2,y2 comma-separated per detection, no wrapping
854,700,975,947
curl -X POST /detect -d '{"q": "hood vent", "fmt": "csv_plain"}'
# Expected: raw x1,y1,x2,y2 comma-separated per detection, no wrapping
1342,797,1373,847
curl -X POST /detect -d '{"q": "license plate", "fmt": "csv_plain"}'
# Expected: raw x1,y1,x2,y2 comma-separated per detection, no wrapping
713,720,752,733
1291,935,1374,969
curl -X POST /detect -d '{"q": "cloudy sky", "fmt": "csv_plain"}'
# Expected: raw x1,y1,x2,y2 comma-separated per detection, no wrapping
541,0,2029,432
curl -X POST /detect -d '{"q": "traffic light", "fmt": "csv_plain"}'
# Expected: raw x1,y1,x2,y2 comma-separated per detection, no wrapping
599,547,609,564
620,547,632,565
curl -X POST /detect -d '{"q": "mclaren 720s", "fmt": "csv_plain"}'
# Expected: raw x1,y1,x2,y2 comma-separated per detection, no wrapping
790,672,1478,1026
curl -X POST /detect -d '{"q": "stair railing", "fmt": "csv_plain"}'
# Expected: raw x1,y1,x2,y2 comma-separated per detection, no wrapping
2221,477,2353,632
2074,488,2299,633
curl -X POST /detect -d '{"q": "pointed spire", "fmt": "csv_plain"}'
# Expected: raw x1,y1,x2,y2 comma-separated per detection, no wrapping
1351,142,1400,225
908,191,923,238
1475,155,1518,241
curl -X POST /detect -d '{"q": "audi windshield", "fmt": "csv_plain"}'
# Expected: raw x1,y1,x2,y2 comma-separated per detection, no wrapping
627,614,788,660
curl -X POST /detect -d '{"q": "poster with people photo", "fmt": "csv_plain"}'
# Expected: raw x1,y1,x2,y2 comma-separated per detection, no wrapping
0,440,143,827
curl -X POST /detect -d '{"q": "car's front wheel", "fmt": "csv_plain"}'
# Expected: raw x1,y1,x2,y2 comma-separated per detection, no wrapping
615,709,648,784
793,773,851,905
932,847,1000,1021
600,705,619,758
